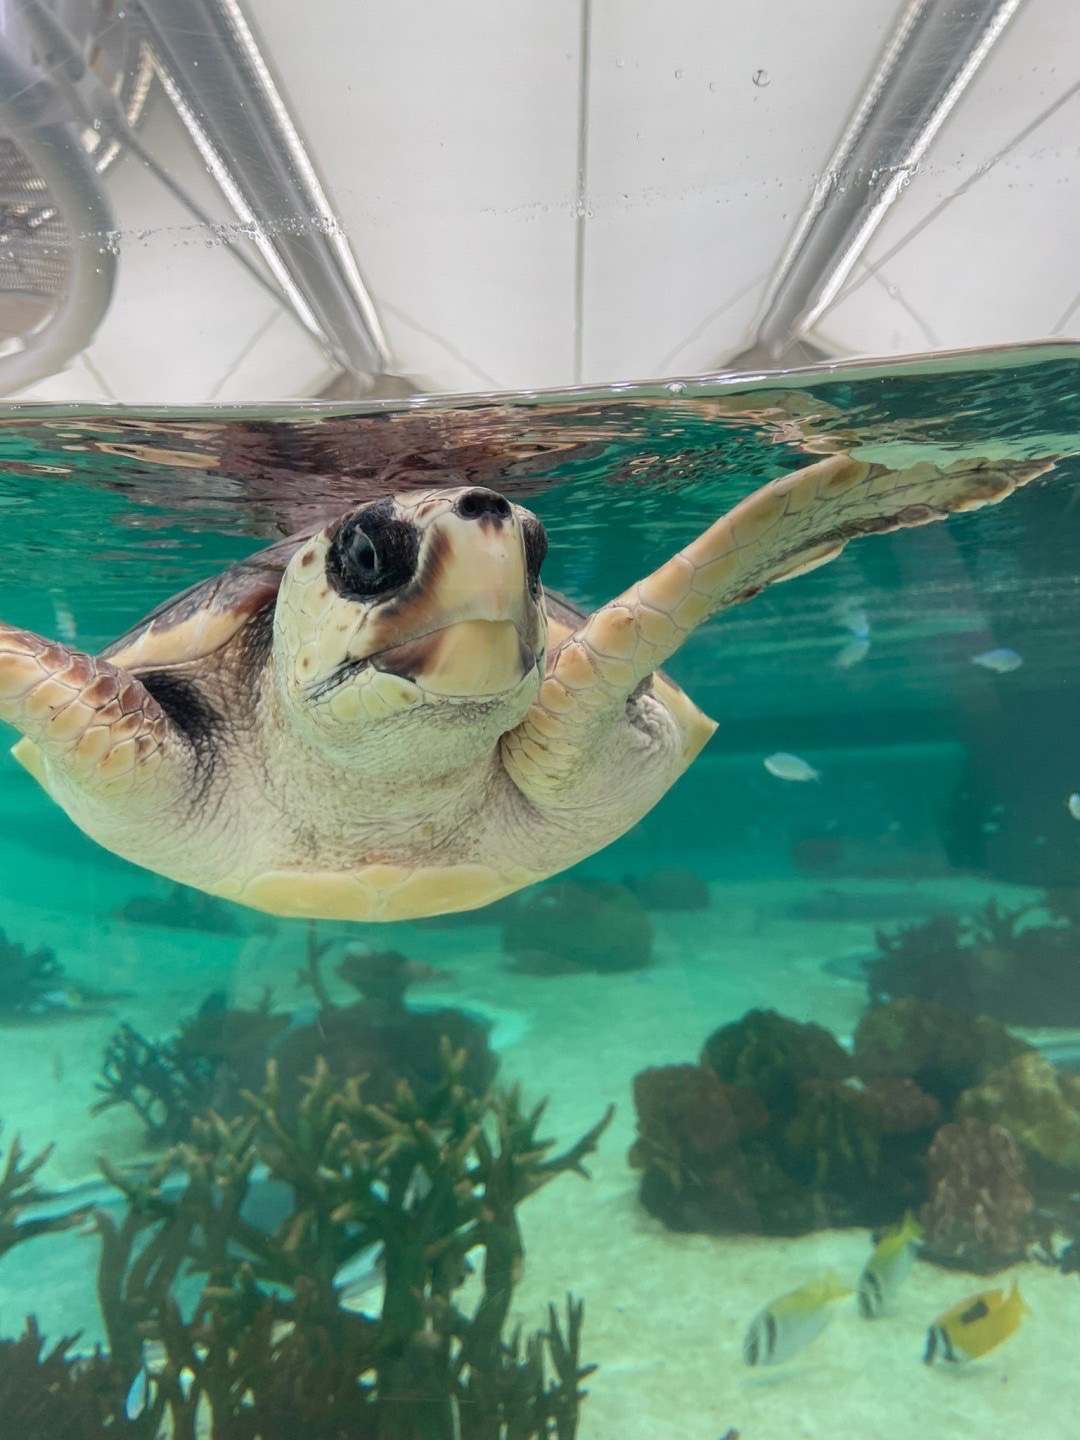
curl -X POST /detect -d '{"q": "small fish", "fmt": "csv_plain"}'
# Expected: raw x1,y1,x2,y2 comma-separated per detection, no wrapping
51,594,77,643
333,1242,383,1293
1067,793,1080,821
39,988,78,1010
125,1364,154,1421
334,1241,386,1312
834,599,870,639
923,1279,1029,1364
857,1210,923,1318
764,752,821,783
743,1274,852,1366
833,637,871,669
972,647,1023,674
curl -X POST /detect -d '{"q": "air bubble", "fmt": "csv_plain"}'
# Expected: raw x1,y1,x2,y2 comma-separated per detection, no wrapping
667,382,686,395
752,69,770,87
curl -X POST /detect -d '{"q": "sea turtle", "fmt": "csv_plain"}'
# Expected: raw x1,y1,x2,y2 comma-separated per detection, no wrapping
0,452,1049,921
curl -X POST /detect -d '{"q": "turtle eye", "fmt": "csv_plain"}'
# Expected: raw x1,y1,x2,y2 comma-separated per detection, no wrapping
328,502,419,599
345,526,380,581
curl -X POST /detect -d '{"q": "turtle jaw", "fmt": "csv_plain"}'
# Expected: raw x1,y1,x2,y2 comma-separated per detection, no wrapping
370,617,541,701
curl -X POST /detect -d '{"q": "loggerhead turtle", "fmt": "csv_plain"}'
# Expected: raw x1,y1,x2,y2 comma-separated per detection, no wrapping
0,452,1049,921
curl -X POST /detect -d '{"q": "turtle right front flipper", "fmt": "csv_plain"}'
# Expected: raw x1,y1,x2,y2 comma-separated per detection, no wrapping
504,452,1053,803
0,623,191,803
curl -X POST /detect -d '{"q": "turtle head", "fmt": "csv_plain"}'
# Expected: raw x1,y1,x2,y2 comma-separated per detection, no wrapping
273,486,548,768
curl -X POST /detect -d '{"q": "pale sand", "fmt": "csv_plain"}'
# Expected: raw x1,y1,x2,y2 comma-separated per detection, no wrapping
0,864,1077,1435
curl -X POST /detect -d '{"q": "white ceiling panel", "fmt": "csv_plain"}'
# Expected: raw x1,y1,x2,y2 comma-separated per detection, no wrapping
5,0,1080,402
246,0,583,391
810,0,1080,357
580,0,900,380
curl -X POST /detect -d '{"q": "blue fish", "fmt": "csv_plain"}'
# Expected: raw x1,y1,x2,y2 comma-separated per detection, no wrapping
125,1365,153,1421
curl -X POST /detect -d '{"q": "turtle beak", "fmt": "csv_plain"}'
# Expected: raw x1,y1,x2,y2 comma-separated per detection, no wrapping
367,489,545,699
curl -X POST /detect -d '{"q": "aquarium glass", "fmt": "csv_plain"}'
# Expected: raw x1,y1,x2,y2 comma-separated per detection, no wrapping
0,345,1078,1437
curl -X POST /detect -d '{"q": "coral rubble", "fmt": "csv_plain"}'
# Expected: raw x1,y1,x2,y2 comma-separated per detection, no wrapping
919,1118,1034,1273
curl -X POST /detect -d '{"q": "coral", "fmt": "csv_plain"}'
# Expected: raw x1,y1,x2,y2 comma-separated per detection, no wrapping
174,991,289,1066
867,914,979,1014
783,1079,885,1190
621,868,710,911
90,1050,609,1438
629,1065,768,1229
92,1019,220,1145
501,879,652,973
862,1076,941,1134
0,929,68,1019
0,1127,89,1258
867,895,1080,1026
94,993,290,1145
96,944,493,1145
0,1320,119,1440
336,947,453,1008
853,997,1030,1111
270,1000,496,1127
632,1015,940,1236
919,1118,1034,1273
957,1051,1080,1170
702,1009,852,1115
631,1065,768,1164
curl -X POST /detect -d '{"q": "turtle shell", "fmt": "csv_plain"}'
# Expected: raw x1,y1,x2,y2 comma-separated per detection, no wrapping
100,527,319,672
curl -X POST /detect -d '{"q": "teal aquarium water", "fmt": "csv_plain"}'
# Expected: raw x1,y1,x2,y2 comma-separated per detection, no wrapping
0,344,1078,1437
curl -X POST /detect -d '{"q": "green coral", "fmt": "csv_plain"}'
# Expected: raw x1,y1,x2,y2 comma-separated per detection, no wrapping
957,1051,1080,1171
89,1044,610,1438
0,1126,89,1260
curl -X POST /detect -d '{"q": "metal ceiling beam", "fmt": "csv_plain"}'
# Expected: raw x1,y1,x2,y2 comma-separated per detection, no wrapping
137,0,393,387
737,0,1026,368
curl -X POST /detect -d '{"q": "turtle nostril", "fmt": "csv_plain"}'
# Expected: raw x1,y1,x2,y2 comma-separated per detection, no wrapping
455,488,511,522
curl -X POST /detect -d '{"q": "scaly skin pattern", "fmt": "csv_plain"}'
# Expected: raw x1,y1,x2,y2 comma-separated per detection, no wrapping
0,626,181,799
503,453,1053,800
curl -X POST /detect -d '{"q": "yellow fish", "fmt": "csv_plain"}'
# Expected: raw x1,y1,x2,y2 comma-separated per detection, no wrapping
857,1210,923,1319
743,1274,853,1366
923,1279,1030,1364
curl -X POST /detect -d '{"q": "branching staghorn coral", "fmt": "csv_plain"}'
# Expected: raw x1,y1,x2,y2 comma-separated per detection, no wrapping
89,1044,610,1439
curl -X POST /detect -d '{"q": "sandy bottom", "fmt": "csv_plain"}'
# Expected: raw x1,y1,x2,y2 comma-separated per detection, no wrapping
1,862,1078,1437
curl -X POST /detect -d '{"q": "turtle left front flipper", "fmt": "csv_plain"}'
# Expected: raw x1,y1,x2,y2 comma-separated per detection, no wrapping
0,624,192,804
504,451,1053,802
